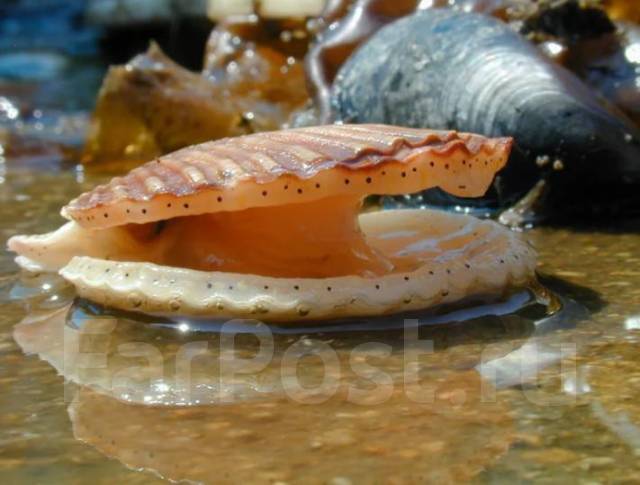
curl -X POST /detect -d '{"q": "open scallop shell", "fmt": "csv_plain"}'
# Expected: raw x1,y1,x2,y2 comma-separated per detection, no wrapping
8,124,535,322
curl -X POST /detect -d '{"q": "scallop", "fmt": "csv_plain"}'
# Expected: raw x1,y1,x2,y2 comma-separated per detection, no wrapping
8,124,535,321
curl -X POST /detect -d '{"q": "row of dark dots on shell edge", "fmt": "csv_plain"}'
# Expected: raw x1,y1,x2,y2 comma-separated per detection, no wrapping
99,258,519,283
194,265,490,294
94,158,492,220
96,251,517,283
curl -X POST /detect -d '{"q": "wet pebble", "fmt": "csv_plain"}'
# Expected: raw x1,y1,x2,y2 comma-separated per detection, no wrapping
319,428,356,447
521,447,580,465
225,428,256,440
247,411,278,421
579,457,615,470
328,477,353,485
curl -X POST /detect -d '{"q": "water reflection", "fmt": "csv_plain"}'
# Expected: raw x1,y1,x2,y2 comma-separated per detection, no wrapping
581,340,640,451
478,295,588,389
15,304,526,482
13,287,570,406
9,284,591,482
67,374,513,484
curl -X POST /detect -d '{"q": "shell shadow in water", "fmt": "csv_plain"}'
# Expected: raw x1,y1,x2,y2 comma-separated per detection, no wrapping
331,9,640,216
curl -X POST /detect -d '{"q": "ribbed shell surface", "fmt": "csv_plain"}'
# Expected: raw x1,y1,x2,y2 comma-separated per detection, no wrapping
63,124,511,227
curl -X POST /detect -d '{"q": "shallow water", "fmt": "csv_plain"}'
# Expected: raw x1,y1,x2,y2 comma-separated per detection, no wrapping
1,158,640,484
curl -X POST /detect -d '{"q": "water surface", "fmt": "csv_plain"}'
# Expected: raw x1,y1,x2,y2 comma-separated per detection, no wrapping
1,159,640,484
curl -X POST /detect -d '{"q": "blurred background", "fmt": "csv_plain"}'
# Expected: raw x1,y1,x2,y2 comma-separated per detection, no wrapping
0,0,325,168
2,0,640,216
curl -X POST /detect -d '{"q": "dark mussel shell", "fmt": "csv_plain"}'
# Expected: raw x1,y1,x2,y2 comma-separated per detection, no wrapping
331,9,640,216
306,0,519,124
